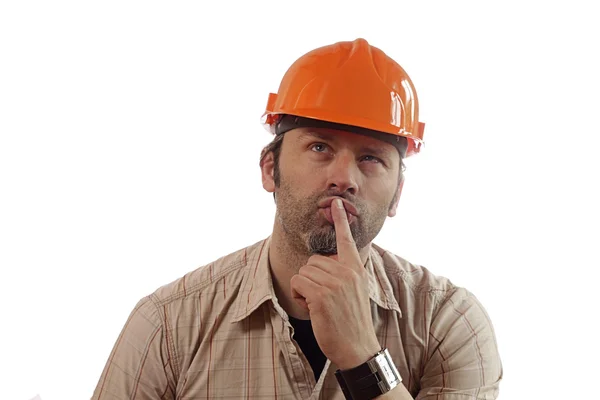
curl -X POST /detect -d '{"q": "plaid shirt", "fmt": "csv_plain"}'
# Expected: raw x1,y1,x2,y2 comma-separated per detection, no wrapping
92,237,502,399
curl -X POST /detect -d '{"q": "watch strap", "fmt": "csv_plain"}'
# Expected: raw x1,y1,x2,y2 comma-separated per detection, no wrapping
334,348,401,400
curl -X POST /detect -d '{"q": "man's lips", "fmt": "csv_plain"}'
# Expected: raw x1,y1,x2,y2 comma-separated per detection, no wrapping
317,197,358,224
317,197,359,215
320,207,355,224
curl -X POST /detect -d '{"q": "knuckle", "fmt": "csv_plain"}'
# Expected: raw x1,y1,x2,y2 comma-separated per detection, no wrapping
330,280,343,291
341,236,356,246
346,268,364,282
340,267,355,279
314,287,329,302
299,264,317,276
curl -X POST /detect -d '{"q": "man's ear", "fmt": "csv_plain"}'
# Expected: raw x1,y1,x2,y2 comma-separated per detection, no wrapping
388,176,404,217
261,152,276,193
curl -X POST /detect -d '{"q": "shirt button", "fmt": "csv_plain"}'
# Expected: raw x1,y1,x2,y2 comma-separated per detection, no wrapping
288,344,297,354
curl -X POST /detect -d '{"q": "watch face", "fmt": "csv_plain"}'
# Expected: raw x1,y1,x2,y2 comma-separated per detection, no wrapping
374,350,402,388
381,361,395,381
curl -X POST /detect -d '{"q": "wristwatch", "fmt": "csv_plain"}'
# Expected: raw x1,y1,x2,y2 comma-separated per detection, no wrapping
334,348,402,400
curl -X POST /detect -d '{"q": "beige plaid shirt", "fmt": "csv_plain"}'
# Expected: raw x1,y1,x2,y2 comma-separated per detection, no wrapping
92,237,502,399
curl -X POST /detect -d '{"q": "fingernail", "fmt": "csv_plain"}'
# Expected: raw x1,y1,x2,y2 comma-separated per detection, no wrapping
335,199,344,209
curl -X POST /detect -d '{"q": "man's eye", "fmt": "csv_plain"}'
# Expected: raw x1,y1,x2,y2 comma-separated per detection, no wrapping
362,155,381,163
311,143,328,152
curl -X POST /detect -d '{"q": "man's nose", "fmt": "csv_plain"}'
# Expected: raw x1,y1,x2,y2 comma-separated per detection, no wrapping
325,151,359,195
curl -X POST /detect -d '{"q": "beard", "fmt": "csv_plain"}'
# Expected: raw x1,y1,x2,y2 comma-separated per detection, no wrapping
275,176,394,256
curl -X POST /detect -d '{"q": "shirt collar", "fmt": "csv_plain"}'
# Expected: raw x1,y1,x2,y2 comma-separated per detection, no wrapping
232,237,401,323
366,245,402,317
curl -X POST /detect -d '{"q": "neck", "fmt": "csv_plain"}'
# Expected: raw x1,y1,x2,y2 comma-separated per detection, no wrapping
269,221,311,319
268,218,371,320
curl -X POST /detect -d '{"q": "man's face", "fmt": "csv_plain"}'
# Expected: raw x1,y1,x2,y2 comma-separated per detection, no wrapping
267,127,402,256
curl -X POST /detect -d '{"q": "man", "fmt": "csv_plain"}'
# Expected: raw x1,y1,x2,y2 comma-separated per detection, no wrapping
92,38,502,399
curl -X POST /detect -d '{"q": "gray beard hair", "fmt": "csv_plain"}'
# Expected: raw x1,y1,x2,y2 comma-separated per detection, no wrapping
307,225,364,256
307,230,338,255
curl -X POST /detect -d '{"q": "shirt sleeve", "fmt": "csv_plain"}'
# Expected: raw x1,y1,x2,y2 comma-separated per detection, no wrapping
416,287,503,399
91,296,177,400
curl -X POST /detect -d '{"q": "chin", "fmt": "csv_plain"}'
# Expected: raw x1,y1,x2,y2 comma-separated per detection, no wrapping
306,230,337,255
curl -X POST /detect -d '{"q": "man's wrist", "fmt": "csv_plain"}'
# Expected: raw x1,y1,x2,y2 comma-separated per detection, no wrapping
336,342,382,370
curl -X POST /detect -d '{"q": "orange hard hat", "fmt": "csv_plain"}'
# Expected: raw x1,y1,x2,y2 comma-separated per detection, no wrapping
262,38,425,157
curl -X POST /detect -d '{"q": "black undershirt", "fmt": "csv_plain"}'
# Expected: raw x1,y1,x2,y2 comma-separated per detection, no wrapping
288,316,327,381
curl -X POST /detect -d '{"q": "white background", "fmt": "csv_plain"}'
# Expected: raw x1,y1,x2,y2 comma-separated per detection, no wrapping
1,1,598,399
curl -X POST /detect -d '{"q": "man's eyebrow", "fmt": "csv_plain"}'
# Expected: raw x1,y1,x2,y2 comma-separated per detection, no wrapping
360,145,394,159
296,130,335,142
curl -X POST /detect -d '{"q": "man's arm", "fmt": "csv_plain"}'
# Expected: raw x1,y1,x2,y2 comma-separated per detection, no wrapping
92,296,176,400
373,288,501,400
414,288,503,399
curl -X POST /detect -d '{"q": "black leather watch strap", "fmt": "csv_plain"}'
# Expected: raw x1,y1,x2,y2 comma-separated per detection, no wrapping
339,359,380,384
336,373,386,399
334,349,401,400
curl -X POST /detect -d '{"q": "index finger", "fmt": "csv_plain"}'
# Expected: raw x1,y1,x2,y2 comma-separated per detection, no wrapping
332,198,362,267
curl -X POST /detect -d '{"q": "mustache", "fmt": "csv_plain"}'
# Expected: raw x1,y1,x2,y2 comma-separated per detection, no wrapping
320,190,354,201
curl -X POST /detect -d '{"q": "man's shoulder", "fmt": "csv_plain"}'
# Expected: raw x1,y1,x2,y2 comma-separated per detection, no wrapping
148,238,267,307
371,243,458,297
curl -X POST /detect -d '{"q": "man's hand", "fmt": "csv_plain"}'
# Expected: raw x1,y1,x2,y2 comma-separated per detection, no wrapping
290,198,381,370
